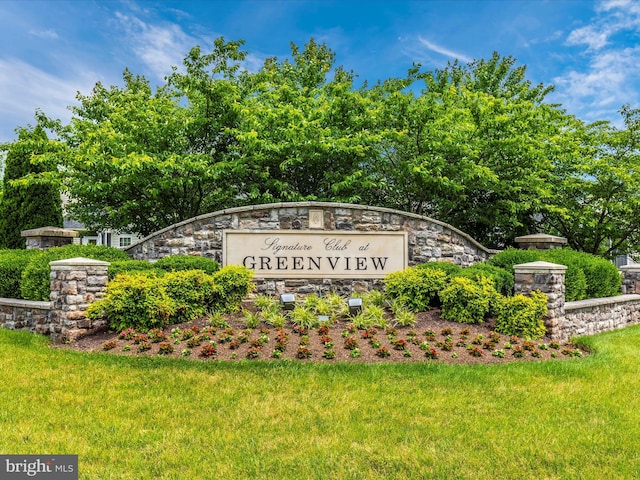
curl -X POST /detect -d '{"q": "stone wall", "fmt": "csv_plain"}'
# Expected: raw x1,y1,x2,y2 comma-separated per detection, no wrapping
126,202,497,295
514,261,640,341
0,257,109,342
0,298,53,335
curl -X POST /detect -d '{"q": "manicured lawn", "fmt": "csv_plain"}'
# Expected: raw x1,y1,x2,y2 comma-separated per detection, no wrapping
1,326,639,479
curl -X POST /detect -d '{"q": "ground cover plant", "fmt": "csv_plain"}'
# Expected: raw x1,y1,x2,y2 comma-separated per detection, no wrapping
2,323,639,479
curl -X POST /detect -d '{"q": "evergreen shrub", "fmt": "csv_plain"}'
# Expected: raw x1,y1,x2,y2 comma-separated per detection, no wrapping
439,277,496,324
0,249,39,298
162,270,220,323
456,263,514,296
384,267,448,312
108,260,165,280
415,261,463,277
87,272,175,332
210,265,255,313
21,245,129,301
155,255,220,275
496,291,547,339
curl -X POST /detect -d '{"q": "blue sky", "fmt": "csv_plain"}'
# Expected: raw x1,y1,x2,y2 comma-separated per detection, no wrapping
1,0,639,143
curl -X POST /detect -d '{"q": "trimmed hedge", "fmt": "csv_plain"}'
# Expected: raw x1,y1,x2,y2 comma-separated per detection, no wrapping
21,245,130,301
155,255,220,275
488,247,620,300
108,260,165,280
162,270,220,323
0,249,40,298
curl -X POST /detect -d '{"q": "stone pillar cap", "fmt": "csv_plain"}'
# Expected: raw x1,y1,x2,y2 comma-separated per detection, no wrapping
620,264,640,273
513,261,567,273
514,234,567,245
49,257,111,267
21,226,79,238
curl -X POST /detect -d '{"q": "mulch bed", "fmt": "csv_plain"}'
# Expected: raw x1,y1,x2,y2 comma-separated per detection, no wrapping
63,307,585,365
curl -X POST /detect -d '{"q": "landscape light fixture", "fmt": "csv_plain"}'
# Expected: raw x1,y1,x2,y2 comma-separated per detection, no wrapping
348,297,363,316
280,293,296,311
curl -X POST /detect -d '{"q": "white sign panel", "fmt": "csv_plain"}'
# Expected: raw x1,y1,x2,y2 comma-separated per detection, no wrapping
224,231,407,278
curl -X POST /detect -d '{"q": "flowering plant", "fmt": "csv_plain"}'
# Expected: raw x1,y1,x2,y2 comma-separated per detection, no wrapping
297,346,311,359
424,347,438,360
344,336,358,350
247,347,261,359
148,328,167,343
102,340,116,350
376,346,391,358
200,343,217,357
392,339,408,351
137,342,152,353
158,342,174,355
118,328,136,340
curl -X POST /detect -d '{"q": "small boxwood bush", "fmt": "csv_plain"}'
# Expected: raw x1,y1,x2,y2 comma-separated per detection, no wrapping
210,265,255,313
0,249,40,298
384,267,448,312
87,272,175,332
496,291,547,339
21,245,130,301
108,260,165,280
155,255,220,275
162,270,220,323
439,277,496,324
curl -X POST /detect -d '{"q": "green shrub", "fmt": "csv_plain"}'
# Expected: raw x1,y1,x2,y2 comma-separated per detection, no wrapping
487,248,542,272
489,247,620,301
457,263,514,296
210,265,254,313
155,255,220,275
545,249,620,299
162,270,219,323
416,261,463,277
108,260,165,280
21,244,130,301
87,273,175,332
496,291,547,339
0,249,39,298
439,277,496,324
384,267,448,312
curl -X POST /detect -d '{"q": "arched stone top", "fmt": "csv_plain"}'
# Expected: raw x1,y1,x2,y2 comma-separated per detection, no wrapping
128,202,495,254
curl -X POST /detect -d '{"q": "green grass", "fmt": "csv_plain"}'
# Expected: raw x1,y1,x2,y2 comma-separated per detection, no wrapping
1,326,640,479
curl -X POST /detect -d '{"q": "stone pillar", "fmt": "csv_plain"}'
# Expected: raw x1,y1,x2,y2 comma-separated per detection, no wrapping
514,261,567,340
620,265,640,294
514,233,567,250
49,257,110,342
21,226,79,250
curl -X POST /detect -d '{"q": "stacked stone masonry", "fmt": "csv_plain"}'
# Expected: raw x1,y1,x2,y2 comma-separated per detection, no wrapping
0,257,110,342
126,202,497,295
515,262,640,342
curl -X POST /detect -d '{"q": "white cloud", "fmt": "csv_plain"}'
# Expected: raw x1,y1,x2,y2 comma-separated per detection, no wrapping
115,12,199,80
566,25,609,50
28,28,59,40
417,36,472,63
0,58,98,142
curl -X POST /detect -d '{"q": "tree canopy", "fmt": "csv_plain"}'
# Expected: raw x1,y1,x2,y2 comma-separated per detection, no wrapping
3,38,639,257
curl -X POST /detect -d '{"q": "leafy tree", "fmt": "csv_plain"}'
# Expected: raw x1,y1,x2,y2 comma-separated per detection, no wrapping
542,106,640,258
227,39,385,204
0,121,62,248
372,54,571,248
60,38,246,237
